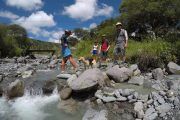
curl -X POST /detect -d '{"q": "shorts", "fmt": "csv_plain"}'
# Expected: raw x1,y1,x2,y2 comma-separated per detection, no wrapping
92,50,98,55
62,47,71,58
114,45,125,57
100,51,108,58
63,55,72,63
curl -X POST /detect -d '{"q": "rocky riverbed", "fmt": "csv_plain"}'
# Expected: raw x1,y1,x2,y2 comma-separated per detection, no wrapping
0,55,180,120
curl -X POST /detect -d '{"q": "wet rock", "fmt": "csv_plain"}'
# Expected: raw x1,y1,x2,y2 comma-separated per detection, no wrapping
22,70,34,78
152,68,164,80
0,86,3,96
128,76,144,85
57,73,72,79
0,75,3,82
106,66,133,83
60,87,72,100
7,79,24,99
138,94,149,102
156,103,171,117
167,62,180,74
68,68,107,92
82,109,108,120
42,80,56,94
58,98,78,114
121,89,135,97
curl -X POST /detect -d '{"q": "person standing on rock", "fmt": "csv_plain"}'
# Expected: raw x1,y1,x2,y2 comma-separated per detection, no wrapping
114,22,128,65
60,30,77,73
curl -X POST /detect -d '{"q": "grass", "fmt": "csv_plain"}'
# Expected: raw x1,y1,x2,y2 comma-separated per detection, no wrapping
73,38,179,71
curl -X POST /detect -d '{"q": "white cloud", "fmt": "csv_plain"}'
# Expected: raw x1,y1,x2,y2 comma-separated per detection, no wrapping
5,0,43,11
63,0,113,21
48,30,64,43
14,11,56,36
0,11,19,20
89,23,97,29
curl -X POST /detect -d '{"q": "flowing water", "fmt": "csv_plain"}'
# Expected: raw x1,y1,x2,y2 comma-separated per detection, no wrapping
0,68,85,120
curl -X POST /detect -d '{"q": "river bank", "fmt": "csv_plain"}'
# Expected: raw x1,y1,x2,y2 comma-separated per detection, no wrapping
0,55,180,120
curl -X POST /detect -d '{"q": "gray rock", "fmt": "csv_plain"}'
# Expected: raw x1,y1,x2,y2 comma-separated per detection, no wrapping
114,89,121,98
57,73,72,79
167,62,180,74
159,91,166,96
101,96,117,102
128,76,144,85
0,86,3,96
42,80,56,94
157,97,165,105
138,94,149,102
67,74,77,87
144,112,158,120
152,84,161,91
174,97,180,107
156,103,171,116
116,96,127,101
68,68,107,91
106,66,133,83
134,102,144,119
133,92,139,99
58,98,78,114
129,64,138,71
82,109,108,120
7,79,24,99
152,68,164,80
121,89,135,97
96,99,103,105
153,100,159,107
128,95,134,100
147,99,154,105
60,87,72,100
134,69,141,76
0,75,3,82
144,107,156,118
22,70,34,78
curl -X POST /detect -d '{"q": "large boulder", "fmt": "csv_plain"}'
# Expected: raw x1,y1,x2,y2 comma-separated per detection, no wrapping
7,79,24,99
152,68,164,80
60,87,72,100
68,68,107,92
167,62,180,75
106,66,133,83
42,80,56,94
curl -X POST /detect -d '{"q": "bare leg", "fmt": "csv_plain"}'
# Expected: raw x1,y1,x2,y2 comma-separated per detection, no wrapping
61,59,66,72
69,56,77,70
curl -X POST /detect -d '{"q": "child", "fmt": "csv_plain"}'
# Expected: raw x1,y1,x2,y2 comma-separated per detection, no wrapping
91,41,98,61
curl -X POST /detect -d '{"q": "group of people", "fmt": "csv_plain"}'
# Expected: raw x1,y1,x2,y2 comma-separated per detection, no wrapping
59,22,128,73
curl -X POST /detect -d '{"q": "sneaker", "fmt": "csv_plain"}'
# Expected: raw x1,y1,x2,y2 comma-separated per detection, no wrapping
61,71,65,74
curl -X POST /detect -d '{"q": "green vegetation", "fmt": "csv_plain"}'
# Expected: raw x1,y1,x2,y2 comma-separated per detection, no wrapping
0,24,60,57
73,0,180,71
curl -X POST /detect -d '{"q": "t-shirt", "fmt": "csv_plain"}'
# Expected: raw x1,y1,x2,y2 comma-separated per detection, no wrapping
116,29,128,46
60,34,71,57
93,45,98,51
101,39,109,52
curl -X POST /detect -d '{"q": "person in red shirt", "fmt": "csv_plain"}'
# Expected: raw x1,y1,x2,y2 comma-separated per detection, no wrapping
99,34,110,67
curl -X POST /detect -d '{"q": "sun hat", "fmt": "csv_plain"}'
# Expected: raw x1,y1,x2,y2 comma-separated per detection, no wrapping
116,22,122,26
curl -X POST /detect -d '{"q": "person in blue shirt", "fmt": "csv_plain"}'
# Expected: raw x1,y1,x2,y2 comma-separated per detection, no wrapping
60,30,77,73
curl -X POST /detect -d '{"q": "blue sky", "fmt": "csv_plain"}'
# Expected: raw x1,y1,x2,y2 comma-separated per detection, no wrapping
0,0,121,42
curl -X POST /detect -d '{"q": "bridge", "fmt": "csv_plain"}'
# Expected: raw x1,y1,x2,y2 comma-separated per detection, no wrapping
25,49,56,55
